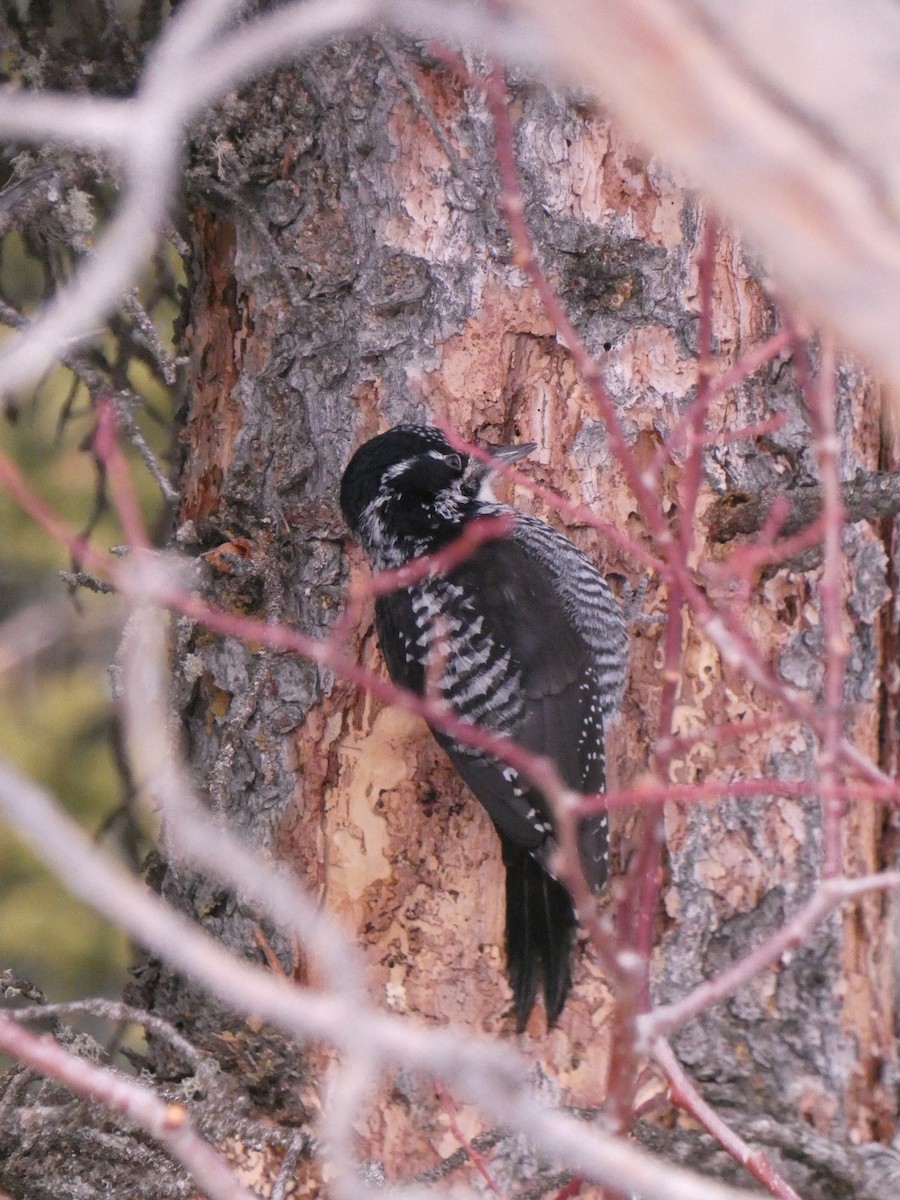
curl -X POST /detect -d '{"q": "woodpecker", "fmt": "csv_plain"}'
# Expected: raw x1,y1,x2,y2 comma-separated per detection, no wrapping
340,424,628,1027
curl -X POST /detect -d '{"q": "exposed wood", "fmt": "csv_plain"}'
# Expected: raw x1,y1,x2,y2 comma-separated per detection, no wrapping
5,10,900,1200
514,0,900,395
139,36,895,1199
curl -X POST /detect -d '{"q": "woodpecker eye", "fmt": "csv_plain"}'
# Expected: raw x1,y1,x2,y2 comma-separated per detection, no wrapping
445,453,464,472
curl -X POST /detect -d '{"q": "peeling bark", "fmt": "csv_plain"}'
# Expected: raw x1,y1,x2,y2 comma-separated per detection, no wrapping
127,36,895,1198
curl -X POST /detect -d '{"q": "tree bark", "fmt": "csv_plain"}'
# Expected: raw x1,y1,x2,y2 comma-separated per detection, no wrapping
125,35,895,1198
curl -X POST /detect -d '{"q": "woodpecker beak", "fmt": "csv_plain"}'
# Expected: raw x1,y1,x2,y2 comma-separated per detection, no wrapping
466,439,536,500
485,441,537,469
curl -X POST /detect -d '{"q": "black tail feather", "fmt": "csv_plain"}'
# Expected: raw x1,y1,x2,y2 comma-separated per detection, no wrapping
501,839,577,1029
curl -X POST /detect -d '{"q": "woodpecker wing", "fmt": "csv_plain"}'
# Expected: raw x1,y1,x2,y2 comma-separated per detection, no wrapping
447,536,608,885
376,532,615,1028
512,513,628,722
374,535,610,885
345,426,627,1028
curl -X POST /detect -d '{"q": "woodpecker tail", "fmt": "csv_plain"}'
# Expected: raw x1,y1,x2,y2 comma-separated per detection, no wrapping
501,839,577,1030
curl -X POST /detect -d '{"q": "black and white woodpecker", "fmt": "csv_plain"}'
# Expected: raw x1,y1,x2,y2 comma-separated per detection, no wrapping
340,425,628,1028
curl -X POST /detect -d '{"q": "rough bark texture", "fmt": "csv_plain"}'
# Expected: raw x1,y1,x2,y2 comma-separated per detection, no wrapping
117,36,896,1198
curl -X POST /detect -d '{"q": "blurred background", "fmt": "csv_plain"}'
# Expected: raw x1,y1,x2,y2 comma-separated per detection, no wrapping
0,212,181,1003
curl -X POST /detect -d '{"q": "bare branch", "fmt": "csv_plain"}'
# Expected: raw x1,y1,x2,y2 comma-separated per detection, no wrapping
511,0,900,392
0,1014,254,1200
706,472,900,544
8,999,215,1078
639,872,900,1044
0,93,130,149
653,1040,804,1200
0,755,769,1200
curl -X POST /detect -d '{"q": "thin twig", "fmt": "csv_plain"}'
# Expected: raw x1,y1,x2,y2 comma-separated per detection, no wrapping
435,1083,509,1199
795,332,846,877
677,212,718,556
0,756,771,1200
639,872,900,1043
653,1040,804,1200
0,1015,254,1200
7,999,215,1079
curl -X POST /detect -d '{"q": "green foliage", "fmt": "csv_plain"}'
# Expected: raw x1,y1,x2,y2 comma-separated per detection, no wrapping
0,146,182,999
0,668,130,998
0,343,175,1001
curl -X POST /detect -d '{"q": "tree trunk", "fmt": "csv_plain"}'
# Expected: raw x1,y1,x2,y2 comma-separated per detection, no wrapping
124,35,895,1198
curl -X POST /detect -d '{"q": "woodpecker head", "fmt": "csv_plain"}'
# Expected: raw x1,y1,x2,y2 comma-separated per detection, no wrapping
340,424,534,567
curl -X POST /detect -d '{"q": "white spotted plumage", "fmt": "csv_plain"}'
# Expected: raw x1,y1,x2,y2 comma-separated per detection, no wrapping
340,425,629,1026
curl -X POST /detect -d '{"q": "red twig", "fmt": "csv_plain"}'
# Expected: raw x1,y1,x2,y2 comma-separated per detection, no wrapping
653,1039,805,1200
435,1083,508,1199
359,516,514,598
710,511,826,603
795,331,847,877
0,436,109,576
332,513,514,647
705,328,792,403
590,775,900,815
438,423,663,574
639,871,900,1042
551,790,635,990
0,1014,253,1200
93,396,152,550
654,711,783,760
678,214,718,556
699,412,787,447
605,578,684,1130
553,1176,584,1200
652,328,792,477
